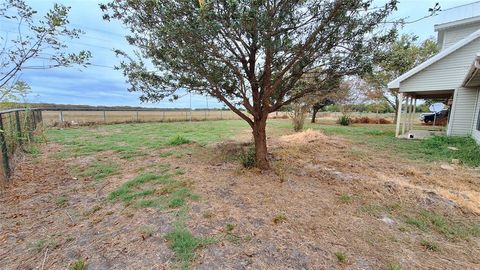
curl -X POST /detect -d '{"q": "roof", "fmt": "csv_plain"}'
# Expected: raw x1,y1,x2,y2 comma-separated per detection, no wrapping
388,29,480,89
463,52,480,87
434,15,480,31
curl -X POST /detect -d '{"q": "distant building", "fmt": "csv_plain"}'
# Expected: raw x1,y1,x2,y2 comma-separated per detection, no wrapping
388,2,480,143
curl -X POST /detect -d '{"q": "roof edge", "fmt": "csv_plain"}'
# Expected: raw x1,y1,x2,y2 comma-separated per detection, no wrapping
387,29,480,89
434,15,480,32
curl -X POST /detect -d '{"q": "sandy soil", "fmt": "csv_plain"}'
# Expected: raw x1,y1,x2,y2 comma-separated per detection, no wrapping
0,128,479,270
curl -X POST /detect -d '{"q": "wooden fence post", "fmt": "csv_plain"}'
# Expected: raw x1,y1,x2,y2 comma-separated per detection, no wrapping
59,111,64,123
103,110,107,122
0,116,10,179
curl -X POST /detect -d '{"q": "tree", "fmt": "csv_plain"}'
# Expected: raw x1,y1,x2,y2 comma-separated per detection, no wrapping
365,34,438,121
0,0,91,100
101,0,398,169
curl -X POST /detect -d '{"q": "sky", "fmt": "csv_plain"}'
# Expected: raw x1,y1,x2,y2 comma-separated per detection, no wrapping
1,0,479,108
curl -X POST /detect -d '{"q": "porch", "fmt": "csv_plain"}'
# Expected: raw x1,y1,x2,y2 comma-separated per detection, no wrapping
395,90,454,139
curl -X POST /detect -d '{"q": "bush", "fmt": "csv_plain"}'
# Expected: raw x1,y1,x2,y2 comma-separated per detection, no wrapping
350,116,392,124
238,147,256,168
337,115,351,126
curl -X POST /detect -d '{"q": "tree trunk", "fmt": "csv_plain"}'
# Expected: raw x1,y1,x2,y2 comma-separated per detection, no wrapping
311,107,319,123
252,118,270,170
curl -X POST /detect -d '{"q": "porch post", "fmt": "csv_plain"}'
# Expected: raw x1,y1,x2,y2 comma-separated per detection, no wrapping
410,98,417,131
395,92,403,137
402,95,409,135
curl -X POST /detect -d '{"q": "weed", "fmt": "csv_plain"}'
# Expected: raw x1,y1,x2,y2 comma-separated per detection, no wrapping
225,223,236,232
69,259,86,270
334,251,347,263
388,263,402,270
338,194,352,204
29,239,59,253
273,213,287,224
337,115,351,126
406,217,429,232
139,225,156,238
238,147,256,168
56,195,68,207
168,135,190,146
420,239,439,252
202,211,213,219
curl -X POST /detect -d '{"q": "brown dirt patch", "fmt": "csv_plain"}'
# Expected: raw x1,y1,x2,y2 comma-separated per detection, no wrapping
0,129,479,269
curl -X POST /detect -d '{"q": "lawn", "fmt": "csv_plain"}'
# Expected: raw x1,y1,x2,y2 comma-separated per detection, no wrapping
1,119,479,269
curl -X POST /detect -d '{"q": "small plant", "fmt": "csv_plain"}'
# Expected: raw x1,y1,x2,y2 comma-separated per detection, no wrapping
334,251,347,263
139,225,156,239
202,211,213,219
338,194,352,204
56,195,68,207
166,227,201,269
69,259,86,270
168,135,190,146
337,115,351,126
225,223,236,232
420,239,439,252
388,263,402,270
273,213,287,224
238,147,256,168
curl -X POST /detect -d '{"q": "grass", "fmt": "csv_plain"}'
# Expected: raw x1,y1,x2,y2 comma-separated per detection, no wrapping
404,210,480,238
420,239,439,252
139,225,156,238
304,122,480,167
273,213,287,224
47,120,250,159
56,195,68,207
108,170,198,209
388,263,402,270
168,135,190,145
29,239,59,252
338,194,353,204
334,251,347,263
69,259,86,270
74,161,118,181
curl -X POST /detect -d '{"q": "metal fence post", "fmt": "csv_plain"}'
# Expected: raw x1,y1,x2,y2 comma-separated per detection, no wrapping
103,110,107,122
0,115,10,179
59,111,64,123
15,111,22,145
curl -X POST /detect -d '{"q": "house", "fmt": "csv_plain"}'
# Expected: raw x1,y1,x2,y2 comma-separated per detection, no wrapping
388,2,480,144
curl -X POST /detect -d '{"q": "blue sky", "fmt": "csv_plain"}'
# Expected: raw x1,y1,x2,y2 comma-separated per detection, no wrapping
2,0,477,108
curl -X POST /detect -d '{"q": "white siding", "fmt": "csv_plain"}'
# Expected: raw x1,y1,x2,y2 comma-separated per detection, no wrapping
472,89,480,143
400,37,480,92
442,23,480,50
449,87,478,136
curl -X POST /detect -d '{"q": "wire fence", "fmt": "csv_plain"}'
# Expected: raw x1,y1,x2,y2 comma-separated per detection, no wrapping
0,108,42,182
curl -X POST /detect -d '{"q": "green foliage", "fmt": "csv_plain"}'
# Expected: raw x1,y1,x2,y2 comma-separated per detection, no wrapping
238,147,256,168
166,227,202,270
108,171,198,210
337,115,351,126
69,259,86,270
338,194,352,204
273,213,287,224
74,161,118,181
420,239,439,252
388,264,402,270
334,251,347,263
168,135,190,146
56,195,68,207
0,0,91,95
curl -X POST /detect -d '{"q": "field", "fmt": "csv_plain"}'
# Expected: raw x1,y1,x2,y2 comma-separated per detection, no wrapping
1,119,479,270
40,110,290,125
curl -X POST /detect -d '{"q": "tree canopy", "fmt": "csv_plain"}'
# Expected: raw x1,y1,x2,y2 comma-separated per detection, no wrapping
101,0,398,169
0,0,91,100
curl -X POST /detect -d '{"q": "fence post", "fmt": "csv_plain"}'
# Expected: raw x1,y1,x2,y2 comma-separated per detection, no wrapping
38,110,43,123
0,115,10,179
59,111,64,123
32,110,37,129
15,111,22,145
103,110,107,122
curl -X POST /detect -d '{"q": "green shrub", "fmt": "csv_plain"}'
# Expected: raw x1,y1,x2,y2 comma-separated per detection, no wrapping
337,115,351,126
238,147,256,168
